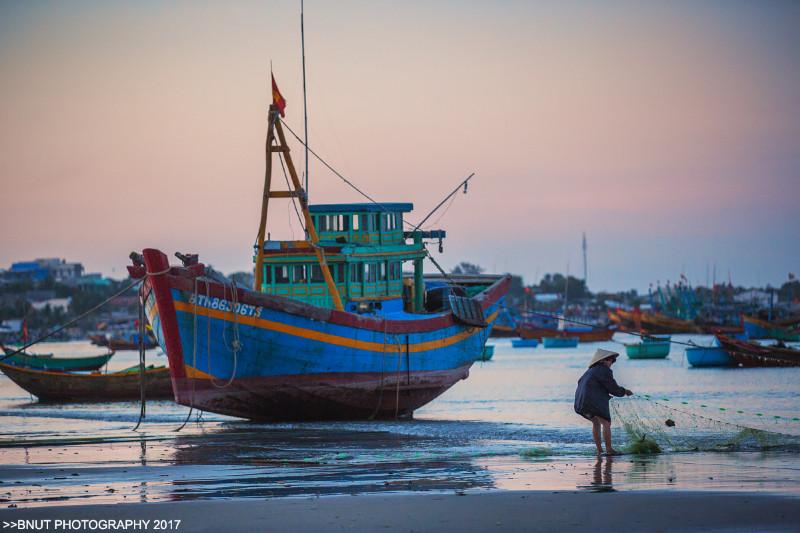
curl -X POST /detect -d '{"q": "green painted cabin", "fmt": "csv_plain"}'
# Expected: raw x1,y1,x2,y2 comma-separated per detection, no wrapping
254,203,443,314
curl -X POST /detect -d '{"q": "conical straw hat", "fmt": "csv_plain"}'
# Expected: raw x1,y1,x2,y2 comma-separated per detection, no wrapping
588,348,619,367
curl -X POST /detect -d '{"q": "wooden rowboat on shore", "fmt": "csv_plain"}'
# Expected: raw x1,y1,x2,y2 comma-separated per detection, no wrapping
0,362,173,401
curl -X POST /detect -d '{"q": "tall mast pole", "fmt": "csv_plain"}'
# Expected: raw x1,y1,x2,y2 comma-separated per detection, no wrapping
582,231,587,289
301,0,309,200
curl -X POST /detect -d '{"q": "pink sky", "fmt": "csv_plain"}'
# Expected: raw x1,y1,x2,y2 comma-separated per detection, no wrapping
1,1,798,291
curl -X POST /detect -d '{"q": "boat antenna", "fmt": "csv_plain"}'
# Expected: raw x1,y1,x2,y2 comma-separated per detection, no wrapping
410,173,475,232
301,0,309,200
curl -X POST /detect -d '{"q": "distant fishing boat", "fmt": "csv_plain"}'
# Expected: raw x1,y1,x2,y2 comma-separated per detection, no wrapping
685,344,734,367
0,362,172,401
742,315,800,342
716,335,800,368
132,93,510,421
489,307,518,338
90,333,158,351
624,339,670,359
511,338,539,348
480,345,495,361
542,336,579,349
608,308,700,334
0,347,114,372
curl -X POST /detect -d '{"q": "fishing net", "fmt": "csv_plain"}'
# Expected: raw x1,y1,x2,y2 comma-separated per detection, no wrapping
612,396,800,452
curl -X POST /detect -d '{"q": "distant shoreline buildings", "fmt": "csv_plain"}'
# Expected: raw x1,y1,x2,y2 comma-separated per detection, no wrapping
0,257,110,288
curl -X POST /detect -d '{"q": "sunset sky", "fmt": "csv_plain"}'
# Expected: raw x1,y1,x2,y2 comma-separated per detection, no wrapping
1,1,798,291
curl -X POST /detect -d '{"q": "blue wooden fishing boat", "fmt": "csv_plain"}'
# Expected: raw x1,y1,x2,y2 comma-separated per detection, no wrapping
542,336,579,349
511,338,538,348
685,345,734,367
132,99,509,421
742,315,800,342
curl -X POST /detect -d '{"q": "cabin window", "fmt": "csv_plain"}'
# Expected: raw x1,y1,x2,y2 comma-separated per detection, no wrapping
341,216,349,231
317,216,328,232
350,263,363,282
366,263,378,283
389,262,401,280
372,214,380,232
310,264,324,283
293,264,308,283
352,214,360,231
264,265,272,284
275,265,290,284
361,214,370,231
379,262,387,281
334,263,345,282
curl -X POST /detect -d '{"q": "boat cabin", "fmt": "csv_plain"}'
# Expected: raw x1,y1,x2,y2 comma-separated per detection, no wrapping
254,203,444,314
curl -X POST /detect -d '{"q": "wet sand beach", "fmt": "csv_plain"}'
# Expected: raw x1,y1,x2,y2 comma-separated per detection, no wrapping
1,340,799,530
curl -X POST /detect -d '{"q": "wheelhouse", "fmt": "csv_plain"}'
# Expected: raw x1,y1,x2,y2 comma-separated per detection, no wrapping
254,203,443,314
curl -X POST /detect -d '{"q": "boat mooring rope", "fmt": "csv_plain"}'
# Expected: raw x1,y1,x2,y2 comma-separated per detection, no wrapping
132,284,147,432
0,279,142,363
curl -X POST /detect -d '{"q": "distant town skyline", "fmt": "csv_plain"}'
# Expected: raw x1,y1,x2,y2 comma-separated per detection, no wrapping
1,1,798,292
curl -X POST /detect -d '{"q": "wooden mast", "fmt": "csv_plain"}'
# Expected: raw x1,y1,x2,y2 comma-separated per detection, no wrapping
254,106,278,292
254,104,344,312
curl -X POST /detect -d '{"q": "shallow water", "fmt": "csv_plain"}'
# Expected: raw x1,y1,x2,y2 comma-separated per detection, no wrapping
1,337,799,507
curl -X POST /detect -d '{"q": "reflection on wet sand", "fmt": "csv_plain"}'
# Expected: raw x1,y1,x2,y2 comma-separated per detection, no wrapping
587,457,614,492
167,425,496,501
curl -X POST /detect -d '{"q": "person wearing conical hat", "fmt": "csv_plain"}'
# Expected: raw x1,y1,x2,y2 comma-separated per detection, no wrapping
574,348,633,455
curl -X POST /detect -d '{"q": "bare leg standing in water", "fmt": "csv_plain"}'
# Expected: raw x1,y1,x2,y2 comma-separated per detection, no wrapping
591,417,603,454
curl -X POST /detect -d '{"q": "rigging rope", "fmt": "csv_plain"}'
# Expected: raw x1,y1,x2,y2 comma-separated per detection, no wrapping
0,279,142,363
277,148,306,232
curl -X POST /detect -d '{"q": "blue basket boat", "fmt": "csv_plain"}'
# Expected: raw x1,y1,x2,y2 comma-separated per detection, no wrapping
685,346,734,367
511,338,539,348
542,336,579,349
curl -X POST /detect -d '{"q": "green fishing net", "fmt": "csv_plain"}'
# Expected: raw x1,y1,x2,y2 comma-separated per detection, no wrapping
611,397,800,452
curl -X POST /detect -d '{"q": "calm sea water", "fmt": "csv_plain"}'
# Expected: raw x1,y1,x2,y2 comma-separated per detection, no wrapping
1,335,799,506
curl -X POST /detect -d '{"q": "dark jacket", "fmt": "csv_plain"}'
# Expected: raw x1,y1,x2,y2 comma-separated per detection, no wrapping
574,364,627,422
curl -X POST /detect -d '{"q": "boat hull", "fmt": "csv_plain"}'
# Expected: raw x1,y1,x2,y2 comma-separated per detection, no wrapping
139,249,509,421
685,346,734,367
511,338,538,348
519,326,615,343
1,351,114,372
716,335,800,367
542,337,579,349
625,342,670,359
0,363,173,402
742,316,800,342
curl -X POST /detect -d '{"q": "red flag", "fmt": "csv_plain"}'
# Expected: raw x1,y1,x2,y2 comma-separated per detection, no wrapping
271,74,287,117
22,320,29,343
